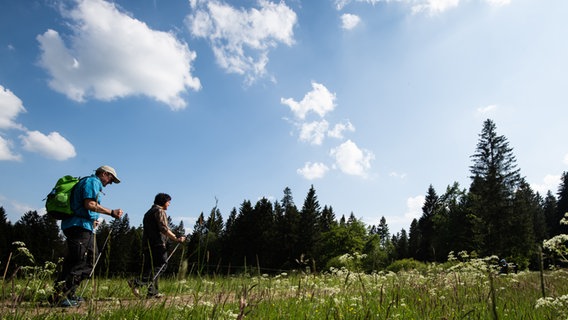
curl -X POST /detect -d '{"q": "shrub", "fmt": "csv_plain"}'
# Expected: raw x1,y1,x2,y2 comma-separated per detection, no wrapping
386,258,428,273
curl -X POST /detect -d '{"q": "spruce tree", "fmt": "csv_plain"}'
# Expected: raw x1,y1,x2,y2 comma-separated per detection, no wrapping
319,205,337,232
280,187,301,268
408,219,420,259
543,191,558,237
298,185,321,266
0,207,12,265
557,172,568,234
13,211,64,265
377,216,390,248
509,180,539,260
417,185,438,261
440,182,475,255
469,119,521,257
393,229,409,259
108,214,132,274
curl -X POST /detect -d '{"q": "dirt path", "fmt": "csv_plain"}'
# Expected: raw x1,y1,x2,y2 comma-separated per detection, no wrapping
0,292,239,317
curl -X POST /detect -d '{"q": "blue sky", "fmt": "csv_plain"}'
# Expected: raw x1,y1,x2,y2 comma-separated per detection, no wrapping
1,0,567,234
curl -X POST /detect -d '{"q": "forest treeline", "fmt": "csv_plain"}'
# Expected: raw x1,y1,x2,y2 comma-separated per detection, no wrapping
1,119,567,277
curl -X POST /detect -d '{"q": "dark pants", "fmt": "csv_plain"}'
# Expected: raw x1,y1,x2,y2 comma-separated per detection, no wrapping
133,244,167,296
54,227,95,299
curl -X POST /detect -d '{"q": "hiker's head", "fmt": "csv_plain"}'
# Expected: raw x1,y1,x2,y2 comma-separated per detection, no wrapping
154,193,172,207
96,165,121,185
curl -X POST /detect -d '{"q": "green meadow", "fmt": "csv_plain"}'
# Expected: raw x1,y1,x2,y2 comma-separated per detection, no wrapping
2,255,568,320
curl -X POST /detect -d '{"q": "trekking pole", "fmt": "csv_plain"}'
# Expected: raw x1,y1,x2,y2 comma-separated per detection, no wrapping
79,228,112,298
151,236,187,283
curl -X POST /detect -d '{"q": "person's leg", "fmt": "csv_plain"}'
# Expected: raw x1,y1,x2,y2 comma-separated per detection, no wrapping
68,230,94,299
50,227,87,306
65,228,92,299
147,246,167,298
128,248,150,297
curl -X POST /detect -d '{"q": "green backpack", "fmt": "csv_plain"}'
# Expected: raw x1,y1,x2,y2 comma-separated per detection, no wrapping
45,175,82,220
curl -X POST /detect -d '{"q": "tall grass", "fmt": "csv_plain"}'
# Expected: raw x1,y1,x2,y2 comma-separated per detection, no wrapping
2,246,568,319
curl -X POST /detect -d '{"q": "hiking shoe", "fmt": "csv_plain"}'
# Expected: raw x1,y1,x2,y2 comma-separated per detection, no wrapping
128,279,140,297
146,293,164,299
59,298,80,307
68,294,84,302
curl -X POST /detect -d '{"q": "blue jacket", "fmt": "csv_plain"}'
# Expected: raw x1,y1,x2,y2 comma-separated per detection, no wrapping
61,174,103,232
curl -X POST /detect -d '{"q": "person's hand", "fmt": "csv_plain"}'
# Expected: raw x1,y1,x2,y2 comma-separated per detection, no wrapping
110,209,124,219
178,236,186,243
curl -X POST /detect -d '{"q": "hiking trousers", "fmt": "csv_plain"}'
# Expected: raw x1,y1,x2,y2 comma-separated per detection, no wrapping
131,244,167,296
55,226,95,297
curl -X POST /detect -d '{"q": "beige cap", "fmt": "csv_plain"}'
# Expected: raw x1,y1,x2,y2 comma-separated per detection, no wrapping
98,165,121,183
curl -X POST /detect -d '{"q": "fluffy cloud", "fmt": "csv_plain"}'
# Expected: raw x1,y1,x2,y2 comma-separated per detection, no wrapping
299,120,329,145
341,13,361,30
328,121,355,139
297,162,329,180
187,0,297,84
330,140,374,177
0,85,75,161
0,136,21,161
21,131,76,161
281,82,336,120
389,171,408,179
531,174,561,195
412,0,460,14
335,0,510,14
283,82,372,179
476,104,497,115
0,86,26,130
405,195,425,221
37,0,200,110
0,86,23,160
486,0,511,6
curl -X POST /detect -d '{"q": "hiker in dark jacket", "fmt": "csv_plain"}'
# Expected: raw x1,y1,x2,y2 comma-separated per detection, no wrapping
128,193,185,298
50,165,123,307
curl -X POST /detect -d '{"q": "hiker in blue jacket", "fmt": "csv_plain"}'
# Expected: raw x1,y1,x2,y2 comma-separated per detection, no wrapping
50,165,123,307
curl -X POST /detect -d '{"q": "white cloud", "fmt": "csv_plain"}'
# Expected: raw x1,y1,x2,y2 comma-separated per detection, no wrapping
20,131,76,161
328,120,355,139
531,174,561,195
390,171,408,179
0,85,76,161
187,0,297,84
335,0,382,11
336,0,510,15
412,0,460,14
405,195,425,221
563,154,568,166
37,0,200,110
297,120,354,145
281,82,336,120
297,162,329,180
299,120,329,145
341,13,361,30
330,140,374,177
486,0,511,7
0,85,26,130
476,104,497,115
0,136,21,161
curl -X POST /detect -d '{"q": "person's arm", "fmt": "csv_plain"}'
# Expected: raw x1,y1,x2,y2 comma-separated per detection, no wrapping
157,210,185,243
164,228,185,243
84,199,123,219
